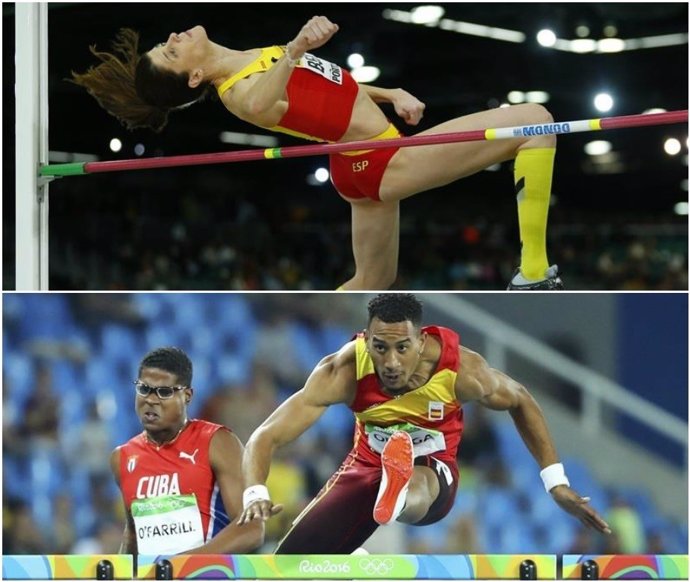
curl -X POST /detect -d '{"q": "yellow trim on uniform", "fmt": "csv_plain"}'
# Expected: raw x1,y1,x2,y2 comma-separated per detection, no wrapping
269,124,329,143
274,122,401,149
355,336,376,380
353,335,459,425
339,123,401,156
217,46,286,98
354,369,459,425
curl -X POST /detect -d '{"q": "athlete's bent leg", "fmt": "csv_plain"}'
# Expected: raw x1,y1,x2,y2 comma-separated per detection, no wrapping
338,199,400,290
510,148,556,281
406,456,459,526
378,104,555,200
396,465,441,524
377,104,559,287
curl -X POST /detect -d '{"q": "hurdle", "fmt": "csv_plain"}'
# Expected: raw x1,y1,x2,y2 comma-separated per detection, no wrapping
562,555,689,580
2,554,688,580
1,554,557,580
1,555,133,580
136,554,556,580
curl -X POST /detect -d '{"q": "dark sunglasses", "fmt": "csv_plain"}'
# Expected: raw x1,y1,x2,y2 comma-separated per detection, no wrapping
134,381,187,400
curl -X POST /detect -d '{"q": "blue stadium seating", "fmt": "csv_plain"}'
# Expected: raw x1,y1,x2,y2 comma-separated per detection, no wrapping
100,323,143,366
3,350,35,411
3,455,32,504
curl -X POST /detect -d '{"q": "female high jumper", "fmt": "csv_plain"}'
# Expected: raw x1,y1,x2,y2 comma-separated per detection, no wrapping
72,16,563,290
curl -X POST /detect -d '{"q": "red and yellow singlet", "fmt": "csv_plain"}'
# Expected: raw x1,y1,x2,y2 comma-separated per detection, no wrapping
217,46,359,143
349,325,464,467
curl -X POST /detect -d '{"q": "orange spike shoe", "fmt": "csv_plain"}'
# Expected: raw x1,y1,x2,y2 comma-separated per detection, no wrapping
373,431,414,525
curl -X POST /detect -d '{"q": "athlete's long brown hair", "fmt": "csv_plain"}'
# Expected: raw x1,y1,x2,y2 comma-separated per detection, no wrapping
70,28,212,132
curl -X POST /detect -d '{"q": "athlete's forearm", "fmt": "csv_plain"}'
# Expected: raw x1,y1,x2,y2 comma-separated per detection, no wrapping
508,387,560,469
243,51,296,115
242,427,278,486
243,385,332,487
359,84,399,104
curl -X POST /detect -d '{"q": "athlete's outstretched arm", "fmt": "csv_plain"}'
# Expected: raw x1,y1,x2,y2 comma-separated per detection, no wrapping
239,343,356,524
227,16,339,119
359,85,425,125
455,346,612,534
189,429,265,553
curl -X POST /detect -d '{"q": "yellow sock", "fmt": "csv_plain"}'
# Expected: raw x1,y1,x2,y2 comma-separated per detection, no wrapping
514,147,556,281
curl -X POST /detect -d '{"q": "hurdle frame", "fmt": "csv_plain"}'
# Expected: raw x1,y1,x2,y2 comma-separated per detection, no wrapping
15,2,50,291
2,553,688,580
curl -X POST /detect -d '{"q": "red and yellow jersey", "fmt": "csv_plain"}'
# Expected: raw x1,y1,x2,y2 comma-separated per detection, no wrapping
217,46,359,143
118,419,230,552
349,326,464,467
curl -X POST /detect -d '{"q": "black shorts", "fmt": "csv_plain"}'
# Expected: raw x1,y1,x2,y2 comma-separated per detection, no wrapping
413,455,459,526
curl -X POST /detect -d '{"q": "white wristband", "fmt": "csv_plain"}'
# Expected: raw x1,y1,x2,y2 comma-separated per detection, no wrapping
243,485,270,509
540,463,570,493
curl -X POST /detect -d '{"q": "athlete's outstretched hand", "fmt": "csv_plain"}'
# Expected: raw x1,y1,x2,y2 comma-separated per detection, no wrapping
288,16,339,59
238,499,284,525
391,89,426,126
550,485,612,534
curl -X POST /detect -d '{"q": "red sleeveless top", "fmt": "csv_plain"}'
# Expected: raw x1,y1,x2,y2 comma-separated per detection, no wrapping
118,419,230,544
217,46,359,142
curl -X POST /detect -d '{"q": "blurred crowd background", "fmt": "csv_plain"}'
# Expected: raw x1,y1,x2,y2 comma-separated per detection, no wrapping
4,3,688,290
3,293,687,556
42,175,690,291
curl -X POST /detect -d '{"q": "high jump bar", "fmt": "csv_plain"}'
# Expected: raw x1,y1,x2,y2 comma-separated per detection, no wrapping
41,109,687,177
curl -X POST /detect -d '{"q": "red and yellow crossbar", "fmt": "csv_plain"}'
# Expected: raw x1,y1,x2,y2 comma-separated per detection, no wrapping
40,110,687,178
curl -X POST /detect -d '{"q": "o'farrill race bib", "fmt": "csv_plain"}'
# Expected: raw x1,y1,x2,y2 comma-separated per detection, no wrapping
297,52,344,85
131,494,204,555
366,422,447,458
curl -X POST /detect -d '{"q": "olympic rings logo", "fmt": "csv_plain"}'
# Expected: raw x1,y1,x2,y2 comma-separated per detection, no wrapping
358,558,395,576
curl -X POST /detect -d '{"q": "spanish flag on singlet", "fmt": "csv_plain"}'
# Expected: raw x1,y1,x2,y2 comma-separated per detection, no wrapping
349,326,464,468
